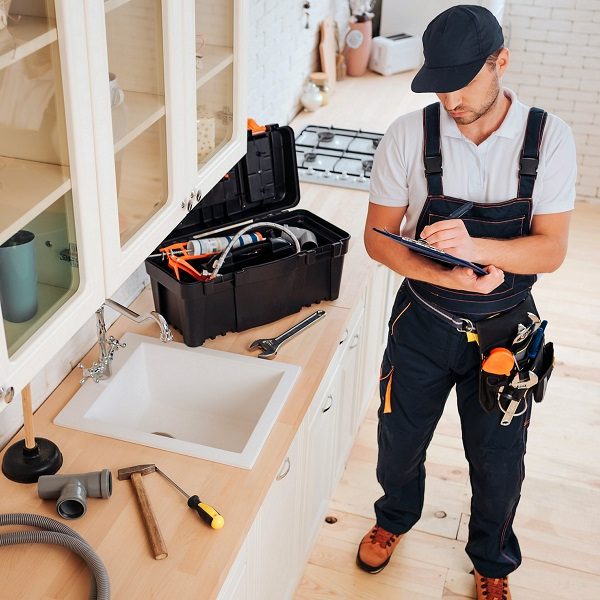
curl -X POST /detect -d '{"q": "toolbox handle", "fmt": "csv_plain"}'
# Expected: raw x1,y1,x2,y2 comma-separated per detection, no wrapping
247,118,267,135
208,221,301,280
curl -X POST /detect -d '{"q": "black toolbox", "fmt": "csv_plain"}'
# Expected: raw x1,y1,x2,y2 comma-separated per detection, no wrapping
145,123,351,347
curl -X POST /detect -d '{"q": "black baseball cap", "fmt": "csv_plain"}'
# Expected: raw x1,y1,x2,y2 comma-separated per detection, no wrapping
411,5,504,93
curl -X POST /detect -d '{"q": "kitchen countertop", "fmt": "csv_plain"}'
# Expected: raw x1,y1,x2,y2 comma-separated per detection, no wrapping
0,70,430,599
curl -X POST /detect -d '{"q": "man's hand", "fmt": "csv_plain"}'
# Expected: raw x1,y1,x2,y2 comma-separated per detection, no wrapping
420,219,478,262
442,265,505,294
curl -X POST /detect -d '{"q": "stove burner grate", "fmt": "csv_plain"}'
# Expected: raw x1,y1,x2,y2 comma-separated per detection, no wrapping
295,124,384,191
317,131,335,143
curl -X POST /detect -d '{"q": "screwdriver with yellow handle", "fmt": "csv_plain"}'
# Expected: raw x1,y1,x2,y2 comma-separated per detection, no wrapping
155,466,224,530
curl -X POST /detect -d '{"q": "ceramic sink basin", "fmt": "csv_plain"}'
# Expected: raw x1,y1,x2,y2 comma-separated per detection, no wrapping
54,333,300,469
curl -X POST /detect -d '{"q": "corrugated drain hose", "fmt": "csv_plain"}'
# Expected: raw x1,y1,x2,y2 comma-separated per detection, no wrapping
0,513,110,600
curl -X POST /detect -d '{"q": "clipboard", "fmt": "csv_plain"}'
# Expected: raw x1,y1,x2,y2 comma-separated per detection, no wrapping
373,227,488,276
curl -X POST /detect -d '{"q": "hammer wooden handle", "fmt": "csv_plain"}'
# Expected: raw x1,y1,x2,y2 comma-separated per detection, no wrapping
130,472,168,560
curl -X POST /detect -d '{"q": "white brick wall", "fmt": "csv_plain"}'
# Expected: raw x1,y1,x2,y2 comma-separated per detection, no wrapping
504,0,600,202
247,0,349,125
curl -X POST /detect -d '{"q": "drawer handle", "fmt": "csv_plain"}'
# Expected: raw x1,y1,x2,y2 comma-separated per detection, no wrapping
339,329,349,345
322,394,334,413
350,333,360,349
276,457,291,480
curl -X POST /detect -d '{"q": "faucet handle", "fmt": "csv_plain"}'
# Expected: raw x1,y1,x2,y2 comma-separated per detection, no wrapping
79,362,104,385
106,336,126,361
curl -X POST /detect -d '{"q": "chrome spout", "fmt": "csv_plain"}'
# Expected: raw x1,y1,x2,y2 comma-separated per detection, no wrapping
103,299,173,343
80,299,173,384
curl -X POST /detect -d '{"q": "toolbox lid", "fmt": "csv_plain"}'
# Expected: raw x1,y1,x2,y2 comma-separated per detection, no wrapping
174,124,301,240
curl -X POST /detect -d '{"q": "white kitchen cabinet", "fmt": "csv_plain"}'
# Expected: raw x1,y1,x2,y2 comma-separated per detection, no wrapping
334,306,365,481
217,296,383,600
0,0,247,393
302,369,339,560
85,0,248,296
254,421,306,600
0,0,104,394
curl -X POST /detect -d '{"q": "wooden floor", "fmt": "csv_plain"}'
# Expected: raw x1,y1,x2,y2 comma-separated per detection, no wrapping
295,203,600,599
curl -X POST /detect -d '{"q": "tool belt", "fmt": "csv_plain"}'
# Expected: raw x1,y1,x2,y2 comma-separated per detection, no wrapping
475,295,555,423
404,281,555,424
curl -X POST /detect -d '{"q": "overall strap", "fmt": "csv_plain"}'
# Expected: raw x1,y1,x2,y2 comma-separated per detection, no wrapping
517,107,547,199
423,102,443,196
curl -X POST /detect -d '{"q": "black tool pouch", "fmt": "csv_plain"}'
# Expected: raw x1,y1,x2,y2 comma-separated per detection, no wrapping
475,295,541,413
528,339,555,404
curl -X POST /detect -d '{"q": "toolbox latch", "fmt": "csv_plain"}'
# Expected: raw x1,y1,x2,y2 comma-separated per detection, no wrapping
331,240,343,258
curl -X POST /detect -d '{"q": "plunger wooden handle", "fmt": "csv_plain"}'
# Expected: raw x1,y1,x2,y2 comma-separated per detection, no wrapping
21,385,36,450
130,472,168,560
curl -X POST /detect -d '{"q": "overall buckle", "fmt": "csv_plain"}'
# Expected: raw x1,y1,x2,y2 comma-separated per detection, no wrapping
424,155,443,175
519,156,538,177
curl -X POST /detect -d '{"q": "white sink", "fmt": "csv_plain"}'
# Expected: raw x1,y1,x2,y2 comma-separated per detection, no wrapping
54,333,300,469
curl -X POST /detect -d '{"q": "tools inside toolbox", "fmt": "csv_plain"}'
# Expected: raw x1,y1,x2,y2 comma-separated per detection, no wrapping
145,122,350,347
150,223,318,283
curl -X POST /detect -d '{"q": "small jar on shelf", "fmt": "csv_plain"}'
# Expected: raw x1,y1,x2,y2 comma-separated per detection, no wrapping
309,72,329,106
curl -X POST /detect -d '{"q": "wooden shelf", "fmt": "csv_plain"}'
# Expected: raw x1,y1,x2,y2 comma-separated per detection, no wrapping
104,0,134,14
4,282,78,357
196,45,233,89
0,157,71,245
113,91,166,154
0,16,57,71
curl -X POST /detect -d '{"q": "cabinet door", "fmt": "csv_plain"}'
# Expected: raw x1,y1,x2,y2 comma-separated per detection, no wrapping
0,0,104,393
84,0,190,295
302,373,339,558
182,0,247,206
256,423,305,599
335,308,364,480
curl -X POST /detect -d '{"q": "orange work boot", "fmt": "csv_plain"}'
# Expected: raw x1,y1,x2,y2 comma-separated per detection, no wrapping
474,569,512,600
356,524,402,574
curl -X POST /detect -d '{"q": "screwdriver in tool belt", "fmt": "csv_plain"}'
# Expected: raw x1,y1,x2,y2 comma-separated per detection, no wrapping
155,467,224,529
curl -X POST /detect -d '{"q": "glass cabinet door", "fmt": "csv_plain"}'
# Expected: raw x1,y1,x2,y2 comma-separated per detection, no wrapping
104,0,168,246
194,0,235,170
0,0,80,358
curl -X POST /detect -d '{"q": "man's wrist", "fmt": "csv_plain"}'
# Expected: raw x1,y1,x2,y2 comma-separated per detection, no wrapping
473,238,491,264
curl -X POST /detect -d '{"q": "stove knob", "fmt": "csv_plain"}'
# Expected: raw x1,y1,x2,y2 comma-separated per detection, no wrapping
323,170,331,178
341,172,349,180
357,175,366,183
307,167,314,175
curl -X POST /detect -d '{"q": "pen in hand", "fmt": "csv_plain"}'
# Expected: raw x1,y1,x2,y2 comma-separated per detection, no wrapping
418,201,474,242
447,201,474,219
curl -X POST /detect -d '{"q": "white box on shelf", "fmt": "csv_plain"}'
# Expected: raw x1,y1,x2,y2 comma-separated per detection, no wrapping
369,33,422,77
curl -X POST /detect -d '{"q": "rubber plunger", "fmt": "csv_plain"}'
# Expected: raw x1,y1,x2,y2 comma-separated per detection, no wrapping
2,385,62,483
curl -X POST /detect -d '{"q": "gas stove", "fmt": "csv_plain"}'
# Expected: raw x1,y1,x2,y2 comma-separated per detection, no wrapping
295,125,384,191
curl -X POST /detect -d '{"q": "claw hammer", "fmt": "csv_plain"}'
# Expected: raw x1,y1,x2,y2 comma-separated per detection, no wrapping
118,464,167,560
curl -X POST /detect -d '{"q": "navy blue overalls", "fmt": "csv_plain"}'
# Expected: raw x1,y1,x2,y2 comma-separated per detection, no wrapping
375,102,547,578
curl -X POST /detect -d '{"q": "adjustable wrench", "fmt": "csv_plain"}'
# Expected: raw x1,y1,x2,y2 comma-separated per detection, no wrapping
499,371,538,426
249,310,326,359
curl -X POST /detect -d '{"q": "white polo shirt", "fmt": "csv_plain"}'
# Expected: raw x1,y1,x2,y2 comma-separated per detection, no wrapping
369,88,577,239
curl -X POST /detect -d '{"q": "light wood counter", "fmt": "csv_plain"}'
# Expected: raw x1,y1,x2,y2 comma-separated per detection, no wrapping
0,71,429,599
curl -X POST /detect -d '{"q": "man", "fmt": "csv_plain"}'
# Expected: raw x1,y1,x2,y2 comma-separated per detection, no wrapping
357,5,576,599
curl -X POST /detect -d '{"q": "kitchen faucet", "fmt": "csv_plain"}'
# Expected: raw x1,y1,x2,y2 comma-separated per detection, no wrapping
79,299,173,384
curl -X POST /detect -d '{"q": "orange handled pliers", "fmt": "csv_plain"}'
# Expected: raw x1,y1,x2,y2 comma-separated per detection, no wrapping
158,242,217,281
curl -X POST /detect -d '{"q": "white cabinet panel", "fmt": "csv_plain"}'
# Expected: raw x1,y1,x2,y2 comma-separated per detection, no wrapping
1,0,248,391
0,0,104,393
256,423,305,599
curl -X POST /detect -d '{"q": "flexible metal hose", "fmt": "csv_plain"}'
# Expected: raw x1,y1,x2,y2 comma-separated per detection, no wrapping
0,513,110,600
